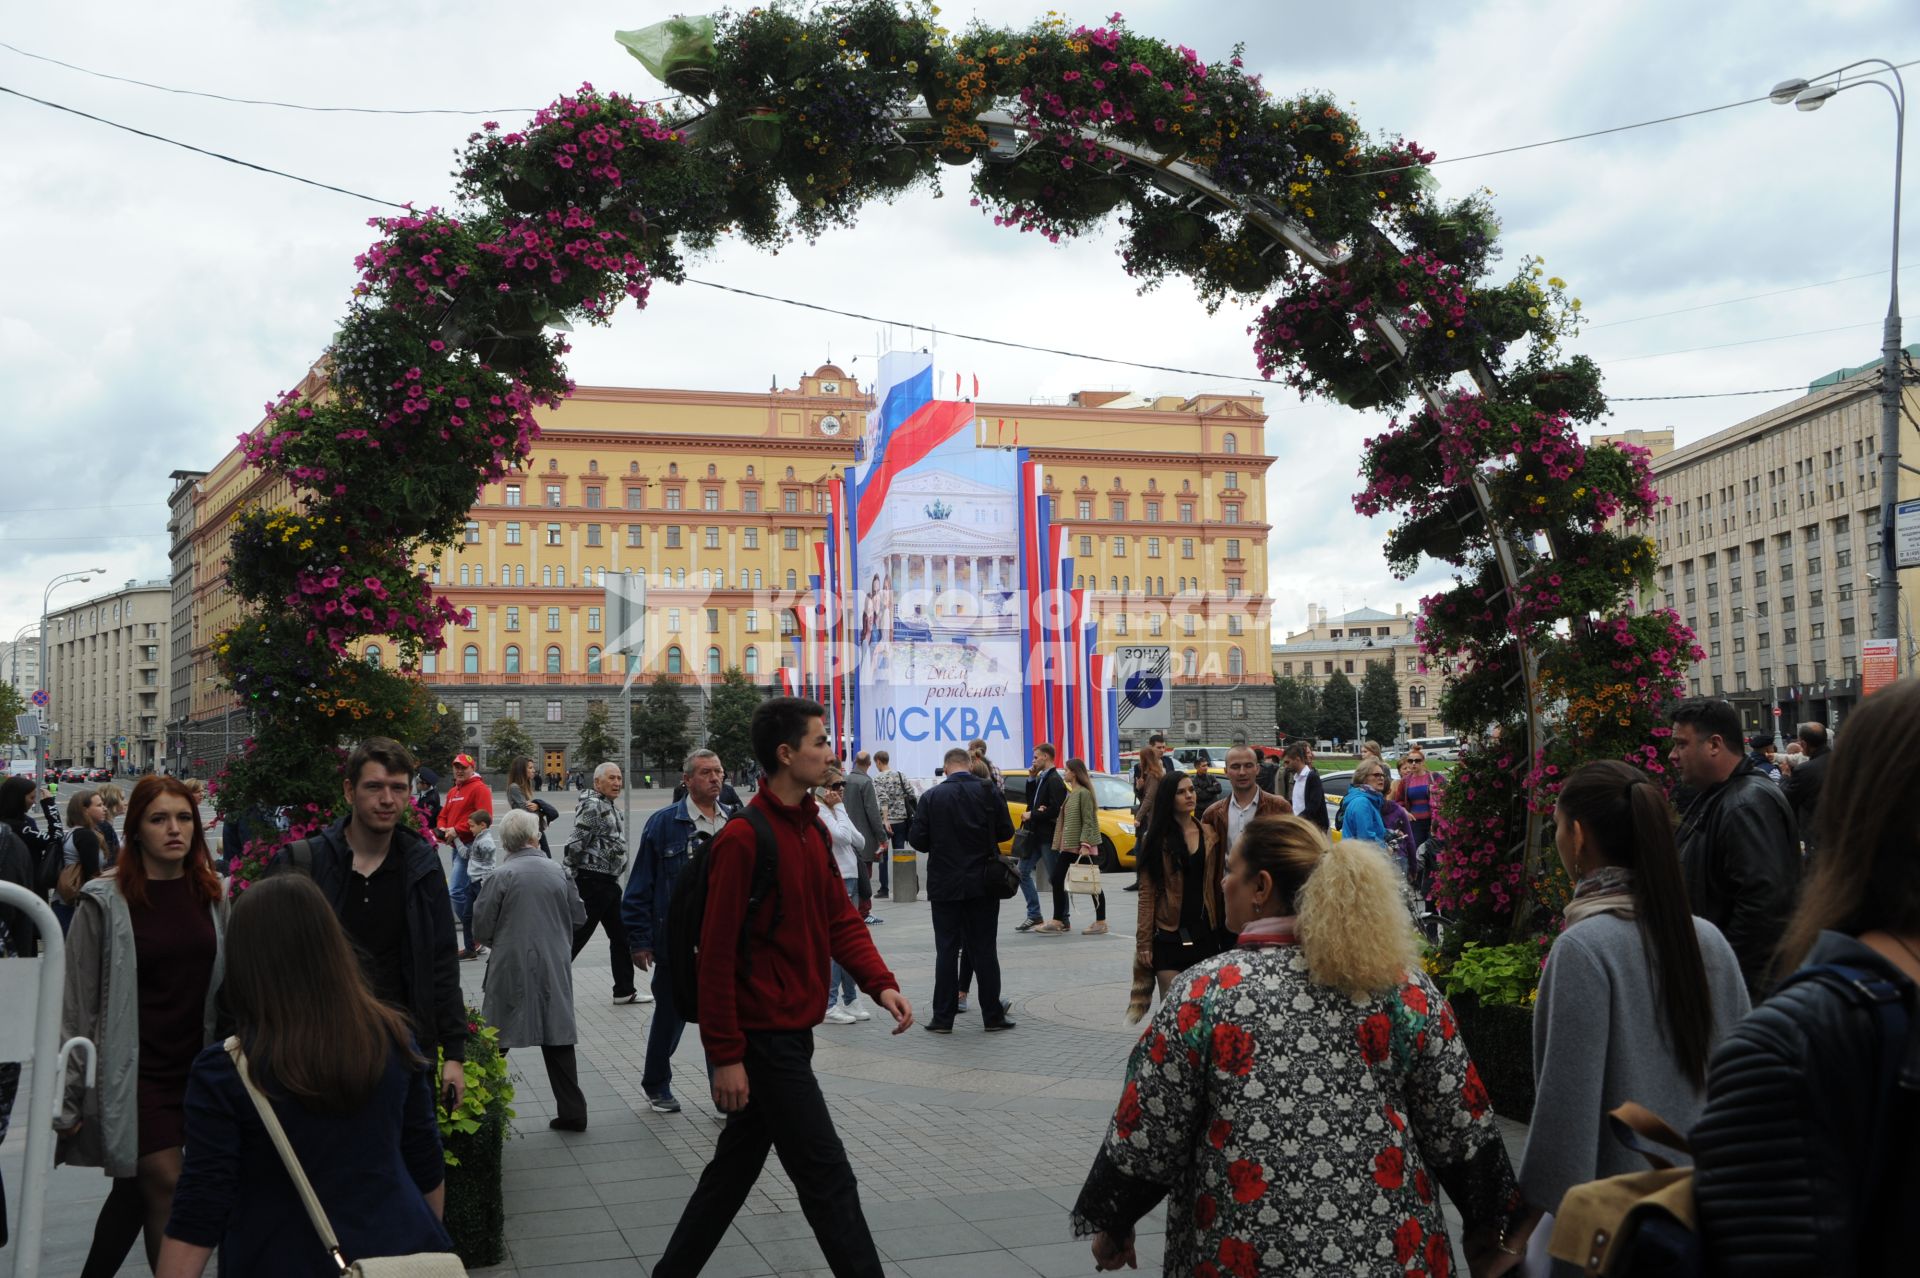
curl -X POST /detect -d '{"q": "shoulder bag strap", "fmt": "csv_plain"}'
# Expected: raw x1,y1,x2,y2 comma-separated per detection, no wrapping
223,1037,349,1272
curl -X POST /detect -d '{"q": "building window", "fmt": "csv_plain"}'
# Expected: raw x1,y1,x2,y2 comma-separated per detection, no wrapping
703,489,720,511
545,483,563,507
1112,536,1127,556
586,524,602,547
1222,432,1238,455
586,646,602,673
1179,502,1195,523
1183,615,1197,637
546,700,563,722
504,483,522,506
626,487,644,509
1182,648,1198,677
744,646,759,675
783,491,799,513
628,525,643,547
1225,538,1242,559
1344,660,1355,673
587,607,601,632
463,699,479,723
547,607,561,631
1227,647,1244,677
1146,537,1161,558
786,569,798,590
585,486,602,509
743,490,759,513
505,607,521,631
1227,615,1243,635
780,612,797,636
707,646,722,675
459,564,470,585
546,646,562,673
546,523,562,546
1078,500,1094,520
1149,614,1164,636
666,646,683,674
1145,500,1160,521
706,527,721,549
744,528,760,550
422,652,437,674
666,609,681,633
505,522,522,545
1181,538,1195,559
1409,685,1426,708
1231,697,1246,718
464,521,480,543
1110,499,1127,520
665,489,682,511
666,526,682,549
1223,503,1241,524
364,644,381,667
746,610,759,632
504,645,521,673
1115,613,1129,635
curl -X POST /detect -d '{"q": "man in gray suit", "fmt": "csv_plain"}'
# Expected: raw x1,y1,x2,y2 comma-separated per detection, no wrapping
845,751,888,924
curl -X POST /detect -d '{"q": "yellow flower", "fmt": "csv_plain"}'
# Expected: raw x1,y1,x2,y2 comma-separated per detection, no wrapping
1527,306,1540,318
1548,276,1566,288
1570,299,1583,312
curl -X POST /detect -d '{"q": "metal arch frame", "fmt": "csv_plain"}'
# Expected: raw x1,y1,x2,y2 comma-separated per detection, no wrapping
669,100,1554,900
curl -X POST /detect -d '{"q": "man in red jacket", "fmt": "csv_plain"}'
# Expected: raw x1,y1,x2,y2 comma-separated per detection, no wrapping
434,753,493,845
653,697,912,1278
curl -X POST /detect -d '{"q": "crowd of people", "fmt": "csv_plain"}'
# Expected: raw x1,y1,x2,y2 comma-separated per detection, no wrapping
0,679,1913,1276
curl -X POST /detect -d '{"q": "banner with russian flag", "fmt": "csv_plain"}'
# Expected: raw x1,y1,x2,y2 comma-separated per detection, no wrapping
850,351,1021,775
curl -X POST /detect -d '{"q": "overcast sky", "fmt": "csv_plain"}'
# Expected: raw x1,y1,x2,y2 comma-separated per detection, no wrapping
2,0,1913,646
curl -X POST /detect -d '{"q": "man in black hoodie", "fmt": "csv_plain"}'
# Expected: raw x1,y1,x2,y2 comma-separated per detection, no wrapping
1782,720,1831,855
267,737,467,1101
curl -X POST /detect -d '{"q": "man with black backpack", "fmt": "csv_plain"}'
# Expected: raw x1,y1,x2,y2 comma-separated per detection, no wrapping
652,697,912,1278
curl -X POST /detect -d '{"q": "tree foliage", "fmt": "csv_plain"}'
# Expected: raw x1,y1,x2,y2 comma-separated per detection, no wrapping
409,698,467,776
484,717,537,774
1315,672,1357,745
705,668,761,779
1272,675,1318,743
631,676,690,774
0,681,26,750
1358,659,1402,745
574,701,620,772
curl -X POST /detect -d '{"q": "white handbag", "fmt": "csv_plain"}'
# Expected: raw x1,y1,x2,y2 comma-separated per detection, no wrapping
1065,861,1103,895
225,1038,467,1277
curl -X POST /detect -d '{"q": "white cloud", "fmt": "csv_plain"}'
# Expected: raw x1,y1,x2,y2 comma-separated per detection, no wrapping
2,0,1912,641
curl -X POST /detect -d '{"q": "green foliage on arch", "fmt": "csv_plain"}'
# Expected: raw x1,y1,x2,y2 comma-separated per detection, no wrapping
212,2,1692,943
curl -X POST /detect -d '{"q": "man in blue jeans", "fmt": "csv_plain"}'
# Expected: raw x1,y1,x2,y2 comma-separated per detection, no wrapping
1013,744,1064,932
623,748,735,1113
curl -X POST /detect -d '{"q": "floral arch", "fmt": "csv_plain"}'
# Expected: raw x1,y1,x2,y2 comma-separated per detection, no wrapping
217,2,1691,942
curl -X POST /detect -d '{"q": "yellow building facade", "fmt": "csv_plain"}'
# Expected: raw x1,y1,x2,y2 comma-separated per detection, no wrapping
176,363,1272,771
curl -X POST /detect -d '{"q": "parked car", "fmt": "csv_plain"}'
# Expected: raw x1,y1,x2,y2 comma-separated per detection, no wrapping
88,767,113,782
995,767,1138,870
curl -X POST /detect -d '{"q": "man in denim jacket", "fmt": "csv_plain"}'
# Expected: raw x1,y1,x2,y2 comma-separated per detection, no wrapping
622,748,735,1113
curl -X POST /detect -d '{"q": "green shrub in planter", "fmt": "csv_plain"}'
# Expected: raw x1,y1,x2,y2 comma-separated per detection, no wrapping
1448,995,1536,1123
437,1016,514,1269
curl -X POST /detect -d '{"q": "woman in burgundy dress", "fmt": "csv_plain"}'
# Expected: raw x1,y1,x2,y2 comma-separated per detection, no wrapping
58,775,227,1277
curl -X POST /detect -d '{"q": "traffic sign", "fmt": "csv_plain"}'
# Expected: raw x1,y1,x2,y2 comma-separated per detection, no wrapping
29,689,48,709
1896,498,1920,570
1113,645,1171,736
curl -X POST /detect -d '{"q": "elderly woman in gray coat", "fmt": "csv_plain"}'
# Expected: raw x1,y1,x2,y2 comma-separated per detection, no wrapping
474,809,590,1131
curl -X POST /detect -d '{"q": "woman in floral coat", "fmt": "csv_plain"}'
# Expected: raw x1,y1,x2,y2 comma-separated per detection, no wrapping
1073,814,1526,1277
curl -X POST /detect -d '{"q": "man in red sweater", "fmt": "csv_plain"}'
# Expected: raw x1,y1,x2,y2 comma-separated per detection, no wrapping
653,697,912,1278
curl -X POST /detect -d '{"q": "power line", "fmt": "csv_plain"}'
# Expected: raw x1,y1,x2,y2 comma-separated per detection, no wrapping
0,502,168,515
0,39,539,115
0,83,412,208
1361,59,1919,177
7,79,1882,405
1610,386,1813,402
1598,318,1903,364
1590,263,1919,329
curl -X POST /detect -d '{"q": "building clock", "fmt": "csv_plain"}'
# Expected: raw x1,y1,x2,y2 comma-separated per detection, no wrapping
818,415,843,435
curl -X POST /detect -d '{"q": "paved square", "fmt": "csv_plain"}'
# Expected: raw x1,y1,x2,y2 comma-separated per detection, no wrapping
6,789,1523,1276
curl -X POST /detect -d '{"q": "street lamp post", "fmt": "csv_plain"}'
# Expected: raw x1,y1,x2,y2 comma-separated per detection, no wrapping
39,568,106,786
1773,60,1906,667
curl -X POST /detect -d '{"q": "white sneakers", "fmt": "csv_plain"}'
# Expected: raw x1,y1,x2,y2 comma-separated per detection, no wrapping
613,990,655,1005
822,999,872,1025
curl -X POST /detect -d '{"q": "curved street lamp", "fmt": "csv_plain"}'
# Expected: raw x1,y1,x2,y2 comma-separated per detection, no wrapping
1771,59,1907,671
39,568,107,784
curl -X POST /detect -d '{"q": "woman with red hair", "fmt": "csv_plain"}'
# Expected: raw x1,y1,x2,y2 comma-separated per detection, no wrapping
57,775,228,1277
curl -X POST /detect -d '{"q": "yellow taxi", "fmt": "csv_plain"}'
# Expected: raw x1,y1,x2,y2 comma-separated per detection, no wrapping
995,767,1139,870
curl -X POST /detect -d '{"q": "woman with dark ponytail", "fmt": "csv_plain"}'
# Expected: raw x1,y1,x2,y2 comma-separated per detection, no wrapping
1509,760,1749,1272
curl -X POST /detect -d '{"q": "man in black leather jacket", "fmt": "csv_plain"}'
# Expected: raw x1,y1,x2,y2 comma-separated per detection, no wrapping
910,748,1015,1033
1670,697,1800,999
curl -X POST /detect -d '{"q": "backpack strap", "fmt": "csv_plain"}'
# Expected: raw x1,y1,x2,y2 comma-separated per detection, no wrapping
735,806,781,976
1775,962,1910,1213
281,838,315,878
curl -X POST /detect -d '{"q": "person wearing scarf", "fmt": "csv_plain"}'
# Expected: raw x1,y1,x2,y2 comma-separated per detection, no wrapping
1509,761,1751,1273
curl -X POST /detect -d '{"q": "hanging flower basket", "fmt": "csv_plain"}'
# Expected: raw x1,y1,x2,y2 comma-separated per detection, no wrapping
874,146,923,188
938,143,975,166
735,109,785,165
1162,210,1210,250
